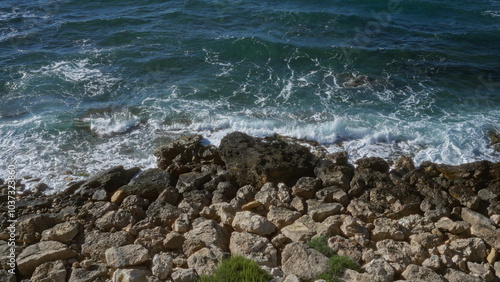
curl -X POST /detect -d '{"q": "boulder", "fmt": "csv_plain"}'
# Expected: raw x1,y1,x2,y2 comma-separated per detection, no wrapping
119,168,172,200
41,221,80,243
176,171,212,194
401,264,446,282
308,203,342,222
443,268,483,282
146,200,180,226
355,157,390,173
291,177,321,199
134,227,168,255
437,238,488,263
232,211,276,236
178,189,212,219
17,213,59,244
68,263,108,282
185,219,230,252
314,160,354,190
31,260,66,282
371,217,405,242
219,132,317,187
81,230,134,261
17,241,76,276
376,239,414,266
96,209,136,231
434,217,470,234
105,244,150,268
316,187,349,206
462,207,495,226
281,242,329,282
362,258,395,282
112,268,151,282
229,232,278,267
152,253,174,280
171,268,197,282
187,246,227,276
163,231,186,250
74,166,140,197
267,206,301,229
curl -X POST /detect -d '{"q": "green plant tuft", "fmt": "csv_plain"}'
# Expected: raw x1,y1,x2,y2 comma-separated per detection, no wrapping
197,256,272,282
318,255,361,282
306,235,335,257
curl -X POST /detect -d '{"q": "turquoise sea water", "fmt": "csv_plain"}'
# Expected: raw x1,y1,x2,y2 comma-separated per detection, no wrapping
1,0,499,191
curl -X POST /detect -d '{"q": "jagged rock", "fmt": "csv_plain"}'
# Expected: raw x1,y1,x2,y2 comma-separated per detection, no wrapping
178,189,212,219
467,262,495,282
112,268,151,282
314,160,354,190
316,187,349,206
154,135,222,173
281,215,328,242
422,255,441,271
121,195,149,209
31,260,66,282
356,157,390,173
308,203,342,222
394,156,416,175
362,258,395,282
437,238,488,263
212,181,238,203
292,177,321,199
340,215,370,239
171,268,197,282
185,219,230,252
398,214,434,234
146,200,180,226
254,183,283,209
105,244,150,268
219,132,318,187
187,246,227,276
347,198,376,223
281,242,329,282
74,166,140,197
462,207,495,226
232,211,276,236
376,240,415,266
290,196,306,214
119,168,172,200
210,202,236,225
229,232,278,267
434,217,470,234
40,221,80,243
409,233,443,250
470,223,500,250
18,213,59,244
82,230,134,261
401,264,446,281
449,185,480,209
96,209,136,231
176,171,212,194
152,253,173,280
17,241,76,276
68,263,107,282
328,235,363,263
173,214,191,233
443,268,483,282
83,201,118,222
372,217,405,241
267,206,301,229
183,238,206,258
163,231,185,250
134,227,167,255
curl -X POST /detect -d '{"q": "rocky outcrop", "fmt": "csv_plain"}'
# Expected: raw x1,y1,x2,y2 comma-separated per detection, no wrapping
4,133,500,282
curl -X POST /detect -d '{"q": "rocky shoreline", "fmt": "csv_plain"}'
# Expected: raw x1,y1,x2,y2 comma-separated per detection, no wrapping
1,131,500,281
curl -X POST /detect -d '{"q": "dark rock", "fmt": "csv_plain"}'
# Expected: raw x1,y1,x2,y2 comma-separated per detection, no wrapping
153,135,223,176
18,213,60,244
292,177,322,199
74,166,140,197
69,263,108,282
394,156,416,175
119,168,173,200
81,230,134,261
212,181,238,204
324,151,349,165
16,197,52,210
314,160,354,190
176,171,212,194
219,132,318,187
355,157,390,173
146,200,180,226
178,189,212,219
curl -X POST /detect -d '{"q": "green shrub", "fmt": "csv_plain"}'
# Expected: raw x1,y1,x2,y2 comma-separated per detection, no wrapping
318,255,361,282
306,235,335,257
198,256,272,282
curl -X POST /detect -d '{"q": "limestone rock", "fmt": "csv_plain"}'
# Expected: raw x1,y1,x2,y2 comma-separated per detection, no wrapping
340,215,370,239
31,260,66,282
362,258,395,282
119,168,172,200
316,187,349,206
82,230,134,261
18,213,59,244
40,221,80,243
68,263,107,282
112,268,151,282
219,132,318,187
17,241,76,276
434,217,470,234
187,246,227,276
105,244,150,268
281,242,329,282
401,264,446,282
185,219,230,252
163,231,186,250
376,239,414,266
308,203,342,222
152,253,173,280
292,177,321,199
229,232,278,267
75,166,140,197
232,211,276,236
314,160,354,190
462,207,495,226
443,269,483,282
171,268,197,282
437,238,488,263
176,171,212,194
96,209,136,231
267,206,301,229
467,262,494,282
372,218,405,242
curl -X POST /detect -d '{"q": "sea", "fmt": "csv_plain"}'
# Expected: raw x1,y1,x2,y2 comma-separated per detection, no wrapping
1,0,499,192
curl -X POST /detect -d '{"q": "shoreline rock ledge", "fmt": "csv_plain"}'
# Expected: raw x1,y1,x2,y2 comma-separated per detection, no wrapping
1,131,500,281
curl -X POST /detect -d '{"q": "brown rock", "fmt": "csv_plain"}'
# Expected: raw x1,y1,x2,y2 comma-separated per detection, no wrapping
17,241,76,276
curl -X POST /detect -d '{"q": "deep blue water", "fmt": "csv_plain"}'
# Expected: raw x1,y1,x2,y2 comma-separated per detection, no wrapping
1,0,499,191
